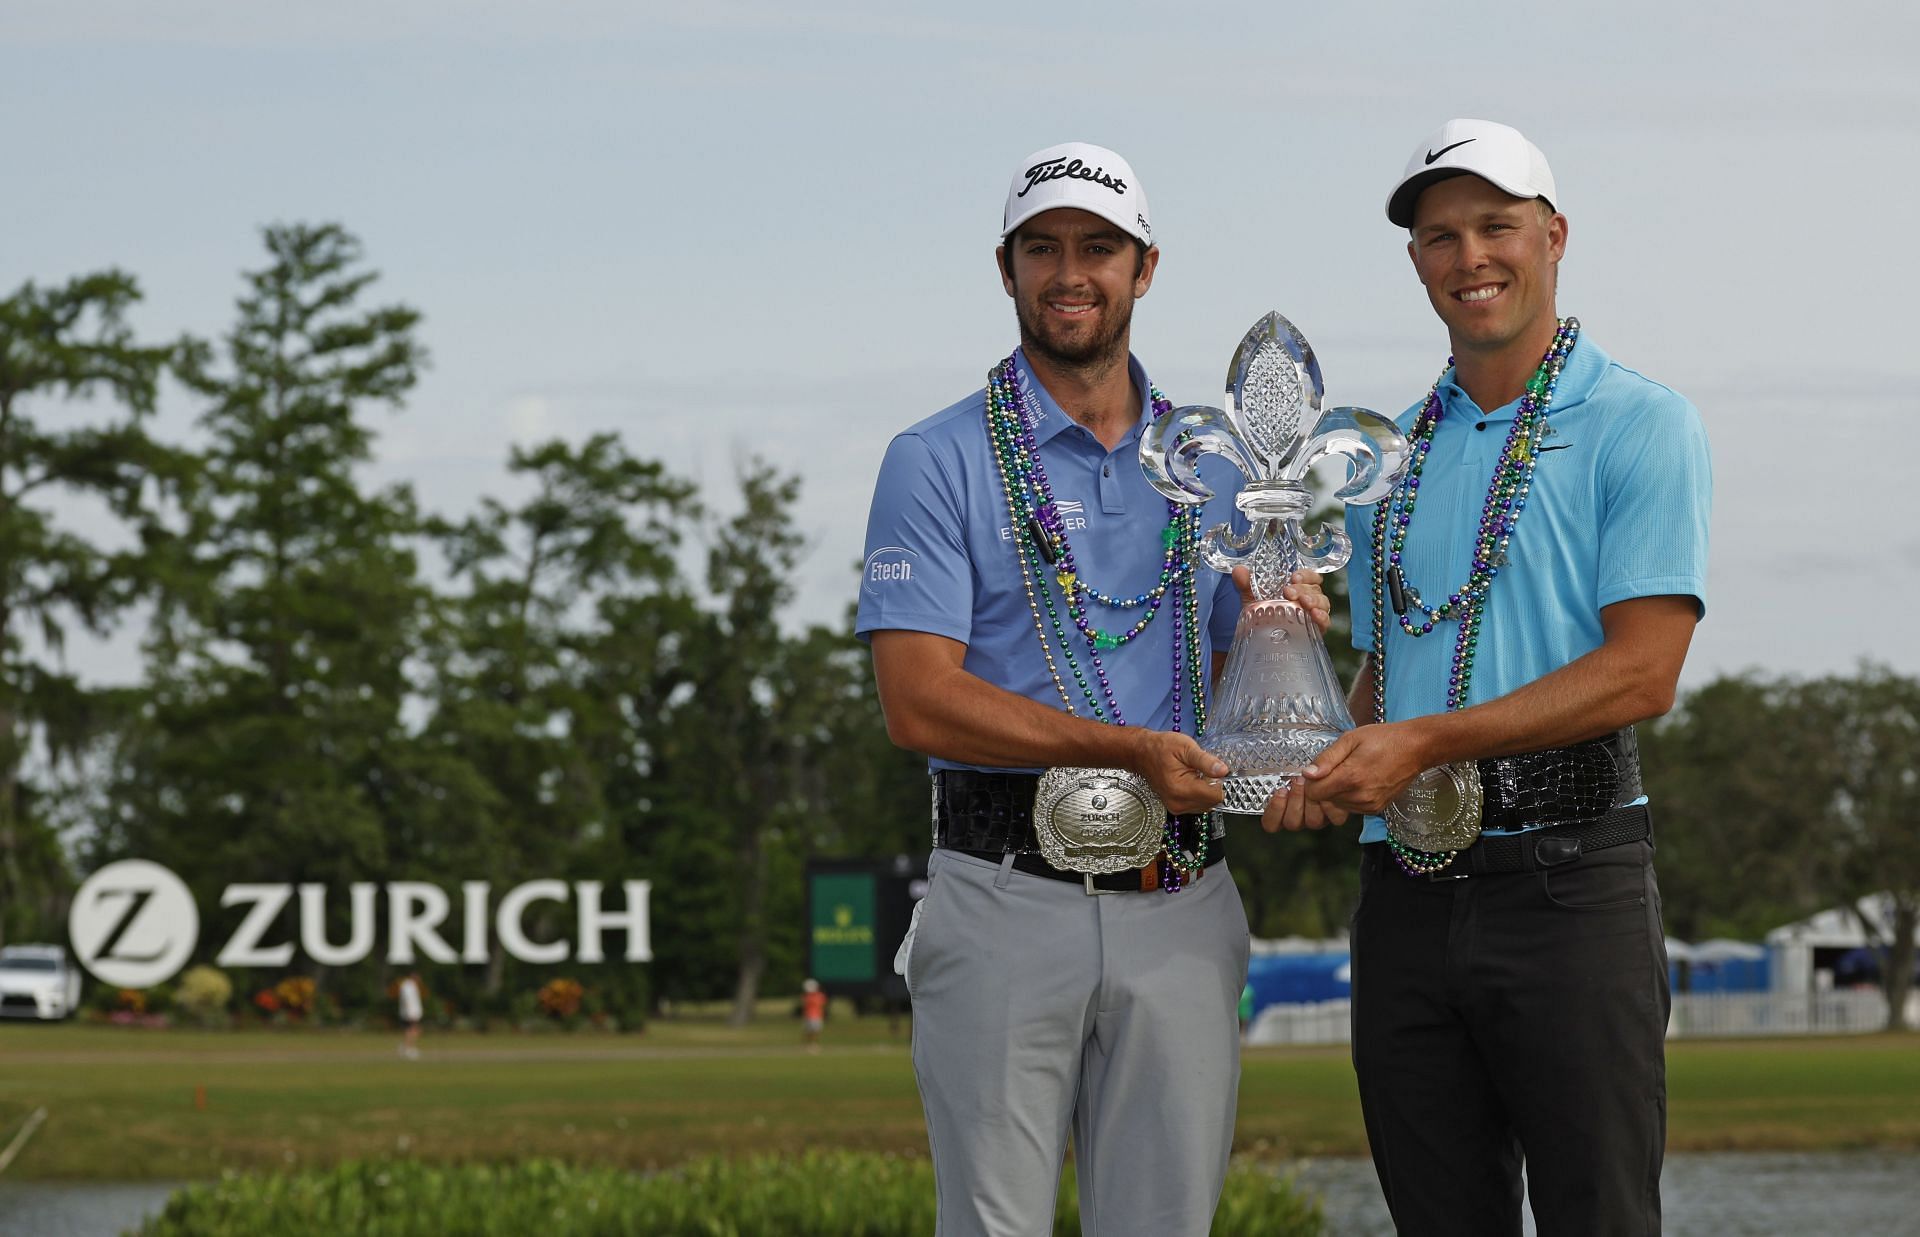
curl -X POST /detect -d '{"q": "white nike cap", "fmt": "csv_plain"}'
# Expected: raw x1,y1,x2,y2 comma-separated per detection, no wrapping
1386,119,1558,228
1001,141,1152,247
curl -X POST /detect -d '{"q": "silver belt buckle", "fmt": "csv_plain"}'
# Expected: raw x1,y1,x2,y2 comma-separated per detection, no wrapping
1385,761,1485,854
1032,767,1166,877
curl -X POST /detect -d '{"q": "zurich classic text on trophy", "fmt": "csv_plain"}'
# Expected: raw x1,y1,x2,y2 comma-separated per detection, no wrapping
1140,312,1410,815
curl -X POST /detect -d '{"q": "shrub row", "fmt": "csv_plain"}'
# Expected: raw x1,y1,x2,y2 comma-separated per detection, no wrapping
137,1152,1323,1236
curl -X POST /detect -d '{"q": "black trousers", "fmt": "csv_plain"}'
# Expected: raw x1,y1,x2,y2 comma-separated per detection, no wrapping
1351,837,1669,1236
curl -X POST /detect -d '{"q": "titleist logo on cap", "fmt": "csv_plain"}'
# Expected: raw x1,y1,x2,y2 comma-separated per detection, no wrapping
1018,156,1128,199
1001,142,1150,246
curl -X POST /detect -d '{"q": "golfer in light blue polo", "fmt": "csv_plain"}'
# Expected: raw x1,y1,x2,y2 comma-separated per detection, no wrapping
857,141,1331,1236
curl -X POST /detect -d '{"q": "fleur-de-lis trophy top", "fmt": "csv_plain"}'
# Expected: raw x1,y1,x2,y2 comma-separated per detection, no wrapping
1141,311,1409,598
1139,311,1412,814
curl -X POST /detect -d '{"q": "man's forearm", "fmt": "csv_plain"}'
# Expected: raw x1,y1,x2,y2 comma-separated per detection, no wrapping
1301,598,1697,816
878,653,1153,772
1401,623,1686,768
872,627,1237,816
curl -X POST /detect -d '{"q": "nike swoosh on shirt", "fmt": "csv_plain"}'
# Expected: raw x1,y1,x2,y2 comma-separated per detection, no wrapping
1424,139,1475,165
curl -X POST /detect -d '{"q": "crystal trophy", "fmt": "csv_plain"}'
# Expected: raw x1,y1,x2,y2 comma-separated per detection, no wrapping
1140,312,1410,815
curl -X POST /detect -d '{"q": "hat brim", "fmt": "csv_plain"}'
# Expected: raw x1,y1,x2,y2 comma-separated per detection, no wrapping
1386,168,1554,229
1001,199,1151,247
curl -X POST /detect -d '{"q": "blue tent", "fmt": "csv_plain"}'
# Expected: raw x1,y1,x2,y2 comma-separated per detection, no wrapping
1831,946,1920,984
1674,956,1770,993
1246,952,1350,1011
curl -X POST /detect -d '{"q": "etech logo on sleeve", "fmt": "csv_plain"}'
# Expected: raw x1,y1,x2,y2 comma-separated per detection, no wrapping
863,546,918,595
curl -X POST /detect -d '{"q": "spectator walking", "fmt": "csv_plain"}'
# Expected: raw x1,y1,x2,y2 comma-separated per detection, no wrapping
397,971,424,1060
800,978,827,1054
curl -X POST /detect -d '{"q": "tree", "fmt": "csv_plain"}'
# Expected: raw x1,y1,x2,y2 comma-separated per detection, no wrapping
424,433,697,1010
790,614,929,866
1642,667,1920,1028
1638,674,1827,943
1797,667,1920,1030
0,271,175,944
105,224,440,965
666,465,807,1024
625,463,918,1022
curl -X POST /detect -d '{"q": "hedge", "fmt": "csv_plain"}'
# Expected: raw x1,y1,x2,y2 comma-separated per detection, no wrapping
136,1152,1322,1236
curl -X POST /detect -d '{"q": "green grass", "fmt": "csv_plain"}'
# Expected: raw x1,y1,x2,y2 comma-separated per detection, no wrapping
131,1154,1323,1237
1662,1036,1920,1150
1,1021,1916,1182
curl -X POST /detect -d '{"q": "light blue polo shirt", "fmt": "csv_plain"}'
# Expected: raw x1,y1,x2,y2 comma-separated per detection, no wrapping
857,350,1244,773
1345,334,1712,841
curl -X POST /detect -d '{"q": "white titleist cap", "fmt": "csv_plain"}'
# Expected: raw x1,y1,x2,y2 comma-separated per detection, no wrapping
1001,142,1152,247
1386,119,1558,228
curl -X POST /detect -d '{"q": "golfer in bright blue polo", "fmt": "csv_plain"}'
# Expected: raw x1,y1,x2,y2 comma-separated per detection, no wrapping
1286,119,1712,1235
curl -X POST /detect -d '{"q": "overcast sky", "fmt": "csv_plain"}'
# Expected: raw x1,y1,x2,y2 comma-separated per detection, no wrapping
3,1,1915,689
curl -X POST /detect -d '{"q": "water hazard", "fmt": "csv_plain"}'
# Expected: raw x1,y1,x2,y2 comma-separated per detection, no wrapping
0,1180,179,1237
1294,1150,1920,1236
2,1152,1917,1235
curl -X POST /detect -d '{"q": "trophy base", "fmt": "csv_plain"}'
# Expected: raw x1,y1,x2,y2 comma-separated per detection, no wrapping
1206,724,1345,816
1219,773,1290,816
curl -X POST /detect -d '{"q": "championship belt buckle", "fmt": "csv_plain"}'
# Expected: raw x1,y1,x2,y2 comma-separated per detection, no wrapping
1384,760,1484,853
1032,767,1166,875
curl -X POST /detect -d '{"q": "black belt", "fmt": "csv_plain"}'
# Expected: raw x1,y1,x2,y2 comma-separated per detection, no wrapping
1382,803,1652,880
932,768,1044,853
1476,728,1643,832
932,769,1222,892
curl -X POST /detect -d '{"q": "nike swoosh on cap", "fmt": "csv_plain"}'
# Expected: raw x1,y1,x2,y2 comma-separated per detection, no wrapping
1424,138,1475,165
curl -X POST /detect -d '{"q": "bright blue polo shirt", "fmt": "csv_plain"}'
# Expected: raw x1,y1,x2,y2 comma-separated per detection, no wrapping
857,350,1243,774
1344,334,1712,841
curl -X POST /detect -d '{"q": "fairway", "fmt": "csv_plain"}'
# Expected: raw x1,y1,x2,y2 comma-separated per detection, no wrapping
2,1022,1918,1181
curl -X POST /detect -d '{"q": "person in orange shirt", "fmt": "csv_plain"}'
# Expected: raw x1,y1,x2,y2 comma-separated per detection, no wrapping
800,978,827,1054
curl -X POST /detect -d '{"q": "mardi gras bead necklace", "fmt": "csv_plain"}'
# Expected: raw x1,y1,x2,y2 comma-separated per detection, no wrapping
985,353,1212,885
1370,318,1580,875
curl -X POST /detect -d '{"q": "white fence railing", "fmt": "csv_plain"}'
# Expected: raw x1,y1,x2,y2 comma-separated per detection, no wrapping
1248,1000,1350,1046
1246,991,1912,1047
1665,990,1909,1038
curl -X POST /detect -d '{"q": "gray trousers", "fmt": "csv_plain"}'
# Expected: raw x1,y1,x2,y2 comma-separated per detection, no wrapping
902,847,1249,1237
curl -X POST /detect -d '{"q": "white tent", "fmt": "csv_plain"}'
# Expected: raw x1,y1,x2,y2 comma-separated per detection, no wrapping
1764,893,1920,993
1248,934,1349,956
1667,938,1769,964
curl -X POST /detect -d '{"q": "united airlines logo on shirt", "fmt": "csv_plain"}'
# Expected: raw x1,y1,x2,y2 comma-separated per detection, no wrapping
1008,369,1048,432
864,546,918,594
